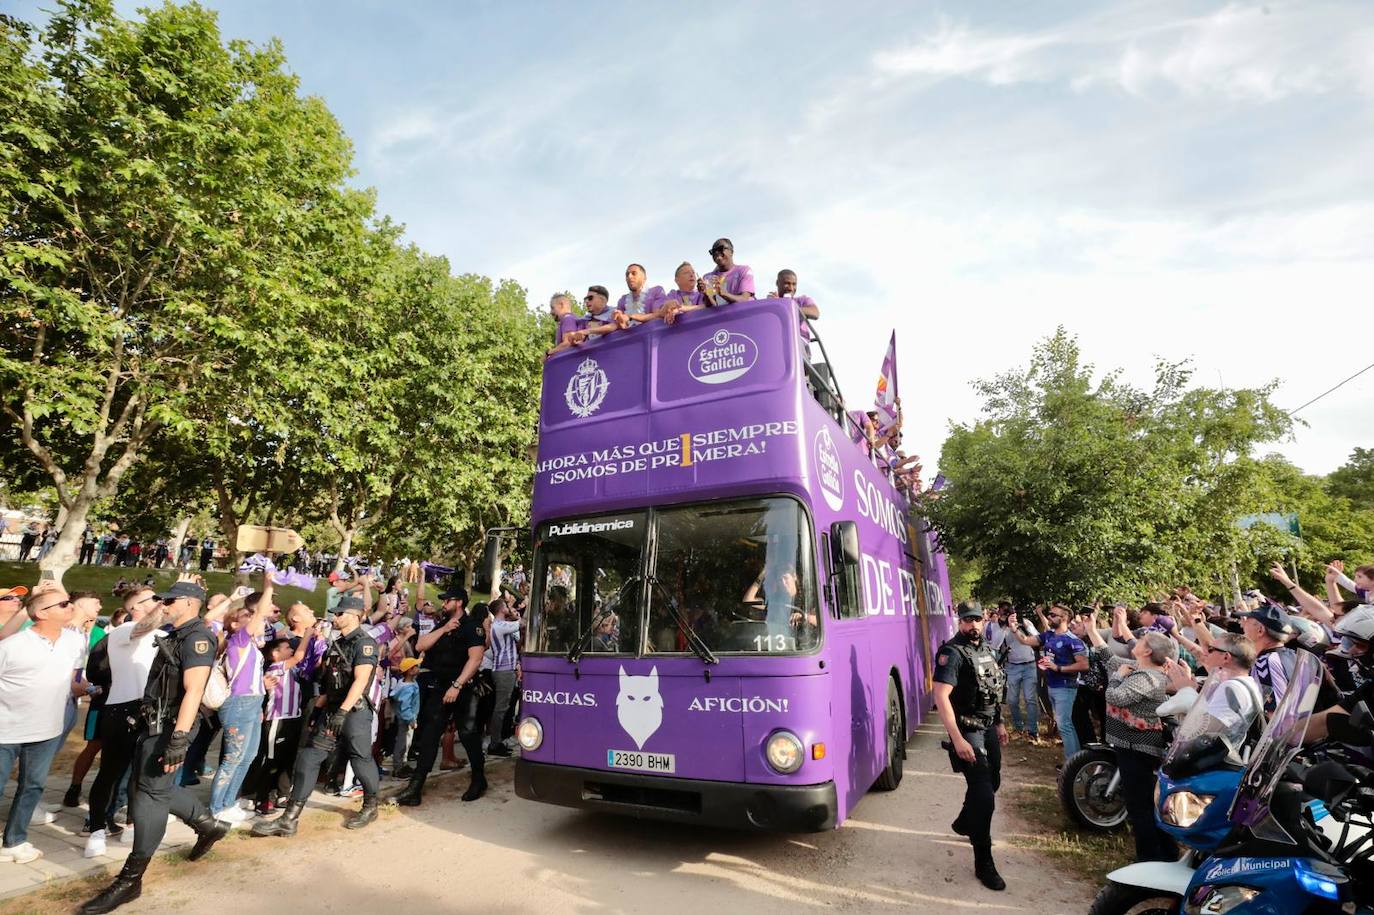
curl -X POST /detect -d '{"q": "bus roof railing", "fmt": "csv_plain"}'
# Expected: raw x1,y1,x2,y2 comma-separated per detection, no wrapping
800,316,905,494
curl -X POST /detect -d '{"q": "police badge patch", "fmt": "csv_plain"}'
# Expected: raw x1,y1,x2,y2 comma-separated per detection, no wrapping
193,640,210,653
937,651,948,666
362,644,374,657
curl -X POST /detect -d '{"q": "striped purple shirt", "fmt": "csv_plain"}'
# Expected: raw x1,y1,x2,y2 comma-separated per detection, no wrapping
265,661,301,720
365,623,395,706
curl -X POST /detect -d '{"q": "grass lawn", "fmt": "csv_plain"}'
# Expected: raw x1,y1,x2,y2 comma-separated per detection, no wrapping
0,560,437,618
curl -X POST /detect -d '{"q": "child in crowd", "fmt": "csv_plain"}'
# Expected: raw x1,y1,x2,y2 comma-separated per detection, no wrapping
390,658,422,779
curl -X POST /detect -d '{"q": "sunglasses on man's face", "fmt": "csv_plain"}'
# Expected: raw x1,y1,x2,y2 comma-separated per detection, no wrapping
0,595,19,602
709,247,730,256
37,599,72,613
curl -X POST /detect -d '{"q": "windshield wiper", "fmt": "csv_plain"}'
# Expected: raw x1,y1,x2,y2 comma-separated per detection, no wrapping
566,576,638,663
649,575,718,665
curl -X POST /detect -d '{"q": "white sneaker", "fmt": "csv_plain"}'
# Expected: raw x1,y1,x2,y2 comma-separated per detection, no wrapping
83,830,107,859
0,843,42,864
214,806,248,825
38,801,60,814
28,808,55,827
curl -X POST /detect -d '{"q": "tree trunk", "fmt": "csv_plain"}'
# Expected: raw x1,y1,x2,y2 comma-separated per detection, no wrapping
336,529,355,572
168,517,191,564
37,494,94,586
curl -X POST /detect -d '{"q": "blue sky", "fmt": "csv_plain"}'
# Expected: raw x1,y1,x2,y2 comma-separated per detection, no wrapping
21,0,1374,475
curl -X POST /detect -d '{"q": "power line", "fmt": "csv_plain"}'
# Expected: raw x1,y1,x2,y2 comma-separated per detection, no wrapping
1288,361,1374,417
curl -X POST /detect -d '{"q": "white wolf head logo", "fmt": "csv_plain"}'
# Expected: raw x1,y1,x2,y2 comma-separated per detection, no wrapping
616,666,663,750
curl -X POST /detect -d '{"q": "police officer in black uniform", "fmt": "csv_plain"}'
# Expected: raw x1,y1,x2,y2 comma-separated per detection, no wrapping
252,595,381,837
933,599,1009,892
80,580,229,915
395,584,487,806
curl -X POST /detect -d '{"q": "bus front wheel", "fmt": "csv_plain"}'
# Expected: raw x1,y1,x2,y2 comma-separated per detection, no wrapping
874,677,905,791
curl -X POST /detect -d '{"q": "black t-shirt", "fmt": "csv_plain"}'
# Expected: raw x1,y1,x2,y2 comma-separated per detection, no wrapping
423,613,485,677
143,617,216,706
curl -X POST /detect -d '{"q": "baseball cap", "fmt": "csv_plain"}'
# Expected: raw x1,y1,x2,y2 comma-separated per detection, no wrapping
956,600,983,620
438,585,468,602
0,586,29,599
156,581,207,603
398,657,424,674
333,595,365,615
1237,602,1293,635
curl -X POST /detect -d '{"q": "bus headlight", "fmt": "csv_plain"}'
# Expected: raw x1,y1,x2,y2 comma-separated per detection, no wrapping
765,731,805,774
516,717,543,751
1162,790,1213,827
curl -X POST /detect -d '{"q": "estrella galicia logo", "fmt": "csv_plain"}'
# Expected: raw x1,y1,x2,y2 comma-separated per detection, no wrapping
688,329,758,385
813,427,844,511
565,358,609,418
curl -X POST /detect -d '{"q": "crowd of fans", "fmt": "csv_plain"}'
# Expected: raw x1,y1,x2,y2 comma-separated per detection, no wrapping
0,564,532,866
981,560,1374,863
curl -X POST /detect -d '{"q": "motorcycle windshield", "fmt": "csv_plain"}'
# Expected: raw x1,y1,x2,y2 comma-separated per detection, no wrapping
1227,650,1323,837
1162,675,1255,769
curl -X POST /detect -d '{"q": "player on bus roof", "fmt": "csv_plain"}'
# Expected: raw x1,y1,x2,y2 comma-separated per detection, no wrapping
616,263,665,316
700,238,755,307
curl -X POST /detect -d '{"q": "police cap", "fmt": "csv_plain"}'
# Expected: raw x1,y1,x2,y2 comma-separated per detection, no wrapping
333,595,365,615
956,600,983,620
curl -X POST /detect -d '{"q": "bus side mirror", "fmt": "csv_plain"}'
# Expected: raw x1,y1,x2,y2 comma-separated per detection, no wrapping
831,521,860,568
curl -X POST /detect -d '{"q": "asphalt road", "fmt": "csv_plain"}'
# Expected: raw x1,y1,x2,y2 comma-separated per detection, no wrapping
122,724,1094,915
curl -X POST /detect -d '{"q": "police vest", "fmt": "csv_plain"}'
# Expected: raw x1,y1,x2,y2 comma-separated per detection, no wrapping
948,638,1006,729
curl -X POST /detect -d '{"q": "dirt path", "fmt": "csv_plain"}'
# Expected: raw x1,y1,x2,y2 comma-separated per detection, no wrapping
68,726,1094,914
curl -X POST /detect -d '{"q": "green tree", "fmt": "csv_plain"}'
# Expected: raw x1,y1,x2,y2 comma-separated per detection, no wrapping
0,1,362,581
927,329,1292,604
1326,447,1374,508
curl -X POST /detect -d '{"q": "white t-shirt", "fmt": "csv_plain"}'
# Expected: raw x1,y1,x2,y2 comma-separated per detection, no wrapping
0,627,87,743
104,621,167,705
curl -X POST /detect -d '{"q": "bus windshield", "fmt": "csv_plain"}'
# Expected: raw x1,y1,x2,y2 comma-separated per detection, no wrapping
647,498,818,655
530,513,644,656
529,497,819,657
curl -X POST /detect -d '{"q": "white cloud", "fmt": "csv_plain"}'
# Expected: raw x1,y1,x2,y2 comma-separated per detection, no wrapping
870,3,1374,102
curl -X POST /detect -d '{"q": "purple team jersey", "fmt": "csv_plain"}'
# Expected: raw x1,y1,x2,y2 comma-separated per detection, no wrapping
781,294,817,340
617,286,666,315
663,288,704,307
703,263,755,299
555,312,583,344
225,627,264,696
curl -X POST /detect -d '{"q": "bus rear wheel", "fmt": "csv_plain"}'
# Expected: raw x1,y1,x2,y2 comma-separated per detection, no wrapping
874,678,905,791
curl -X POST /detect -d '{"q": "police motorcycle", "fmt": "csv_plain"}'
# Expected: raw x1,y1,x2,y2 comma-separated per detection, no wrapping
1087,665,1273,914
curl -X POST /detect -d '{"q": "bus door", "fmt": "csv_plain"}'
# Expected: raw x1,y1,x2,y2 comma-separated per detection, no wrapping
823,523,881,807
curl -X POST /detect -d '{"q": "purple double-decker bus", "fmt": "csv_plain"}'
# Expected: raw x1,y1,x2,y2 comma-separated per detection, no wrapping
512,297,954,831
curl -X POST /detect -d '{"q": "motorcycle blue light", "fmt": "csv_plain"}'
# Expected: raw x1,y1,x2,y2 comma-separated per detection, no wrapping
1294,859,1344,900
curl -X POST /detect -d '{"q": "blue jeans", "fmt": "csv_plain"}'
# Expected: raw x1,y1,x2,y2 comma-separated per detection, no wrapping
0,735,65,847
1005,663,1039,735
1048,685,1081,760
209,694,263,814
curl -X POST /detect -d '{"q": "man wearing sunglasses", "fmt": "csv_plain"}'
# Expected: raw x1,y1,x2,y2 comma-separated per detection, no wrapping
0,587,86,865
699,238,755,307
81,579,225,914
568,285,630,346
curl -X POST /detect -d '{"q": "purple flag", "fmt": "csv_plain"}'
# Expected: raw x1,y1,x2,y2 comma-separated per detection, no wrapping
873,331,899,432
238,553,318,592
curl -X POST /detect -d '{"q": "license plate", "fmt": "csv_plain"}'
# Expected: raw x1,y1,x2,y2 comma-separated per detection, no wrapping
606,749,676,773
